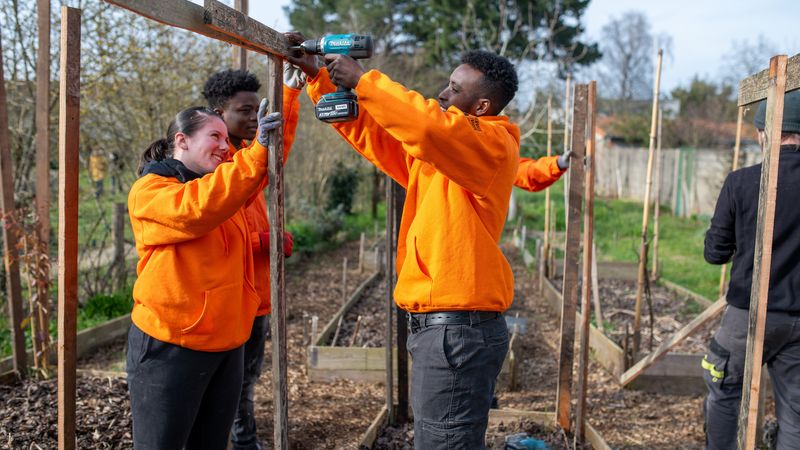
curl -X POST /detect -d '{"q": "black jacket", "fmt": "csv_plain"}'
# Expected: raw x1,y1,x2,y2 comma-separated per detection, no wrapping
704,147,800,312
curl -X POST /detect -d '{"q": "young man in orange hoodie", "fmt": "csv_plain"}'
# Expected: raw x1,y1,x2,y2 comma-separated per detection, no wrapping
202,66,304,450
288,34,520,449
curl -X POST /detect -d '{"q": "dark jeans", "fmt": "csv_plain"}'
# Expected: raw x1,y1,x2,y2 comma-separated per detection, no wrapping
126,324,244,450
407,313,509,450
704,305,800,450
231,314,271,450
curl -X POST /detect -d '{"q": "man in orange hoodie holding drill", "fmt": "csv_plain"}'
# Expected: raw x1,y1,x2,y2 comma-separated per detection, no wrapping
288,32,520,449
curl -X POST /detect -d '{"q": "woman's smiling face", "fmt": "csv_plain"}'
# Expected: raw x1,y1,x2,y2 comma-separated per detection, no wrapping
174,116,230,175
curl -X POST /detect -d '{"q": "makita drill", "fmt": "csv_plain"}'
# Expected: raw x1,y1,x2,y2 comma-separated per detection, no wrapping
291,34,373,123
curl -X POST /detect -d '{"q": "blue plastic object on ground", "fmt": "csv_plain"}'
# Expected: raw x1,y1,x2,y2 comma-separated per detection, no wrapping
505,432,549,450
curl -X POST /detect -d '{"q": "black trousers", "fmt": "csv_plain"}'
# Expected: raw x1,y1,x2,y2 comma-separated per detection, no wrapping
407,313,509,450
126,324,244,450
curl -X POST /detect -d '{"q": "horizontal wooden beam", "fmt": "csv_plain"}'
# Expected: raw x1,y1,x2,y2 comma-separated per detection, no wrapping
103,0,276,56
738,53,800,106
204,0,288,57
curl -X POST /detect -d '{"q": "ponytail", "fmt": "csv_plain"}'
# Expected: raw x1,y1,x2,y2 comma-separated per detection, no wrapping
137,106,220,176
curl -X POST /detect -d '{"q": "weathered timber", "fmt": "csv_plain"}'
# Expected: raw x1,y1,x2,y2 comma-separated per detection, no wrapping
231,0,248,69
556,83,587,432
738,53,799,106
204,0,289,57
737,55,788,450
57,7,81,450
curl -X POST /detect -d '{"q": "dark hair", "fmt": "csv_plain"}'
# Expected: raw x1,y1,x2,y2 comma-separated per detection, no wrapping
138,107,220,175
202,69,262,110
461,50,519,115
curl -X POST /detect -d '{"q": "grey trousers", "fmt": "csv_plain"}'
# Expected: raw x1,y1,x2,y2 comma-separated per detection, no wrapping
126,324,244,450
407,314,509,450
230,315,270,450
704,305,800,450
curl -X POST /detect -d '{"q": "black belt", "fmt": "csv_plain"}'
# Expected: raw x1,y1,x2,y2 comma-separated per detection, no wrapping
407,311,501,333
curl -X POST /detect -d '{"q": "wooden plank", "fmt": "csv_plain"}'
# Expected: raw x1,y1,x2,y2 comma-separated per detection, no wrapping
542,96,552,283
204,0,289,57
634,49,663,355
57,7,81,450
393,185,409,424
266,54,289,450
0,29,26,376
737,55,788,450
103,0,272,55
555,83,587,433
314,271,381,346
620,298,726,386
384,177,394,423
488,408,555,426
231,0,248,70
586,422,613,450
738,53,799,106
35,0,52,370
576,81,596,442
358,405,388,450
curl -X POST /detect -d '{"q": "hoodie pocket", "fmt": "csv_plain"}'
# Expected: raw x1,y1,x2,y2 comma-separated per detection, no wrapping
180,283,251,336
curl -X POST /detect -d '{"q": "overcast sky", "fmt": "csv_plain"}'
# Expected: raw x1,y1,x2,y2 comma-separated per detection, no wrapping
207,0,799,92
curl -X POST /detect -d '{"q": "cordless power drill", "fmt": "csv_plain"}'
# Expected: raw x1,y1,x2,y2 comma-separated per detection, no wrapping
291,34,373,123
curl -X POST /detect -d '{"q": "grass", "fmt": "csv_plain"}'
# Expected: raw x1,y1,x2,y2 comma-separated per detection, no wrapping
516,178,721,300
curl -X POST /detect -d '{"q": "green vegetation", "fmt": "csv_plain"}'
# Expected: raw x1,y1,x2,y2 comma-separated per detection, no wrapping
516,178,720,300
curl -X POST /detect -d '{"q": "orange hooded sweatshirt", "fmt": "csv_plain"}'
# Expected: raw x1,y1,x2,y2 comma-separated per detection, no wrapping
514,156,566,192
307,68,520,313
234,86,301,316
128,138,270,352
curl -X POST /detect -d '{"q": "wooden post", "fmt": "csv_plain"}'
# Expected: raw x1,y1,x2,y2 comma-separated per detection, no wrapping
651,108,663,281
231,0,248,70
266,54,289,450
349,315,362,347
342,257,348,304
563,75,572,227
720,106,745,297
35,0,52,369
633,49,663,356
57,7,80,450
310,315,319,344
393,184,409,424
576,81,596,442
521,225,526,249
549,200,556,278
112,202,126,291
543,96,552,282
555,83,587,433
384,177,395,424
359,232,366,273
0,31,27,377
591,242,602,331
736,55,788,450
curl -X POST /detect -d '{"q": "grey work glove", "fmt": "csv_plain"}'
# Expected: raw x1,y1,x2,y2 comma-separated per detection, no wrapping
283,61,307,90
256,98,283,148
557,150,573,170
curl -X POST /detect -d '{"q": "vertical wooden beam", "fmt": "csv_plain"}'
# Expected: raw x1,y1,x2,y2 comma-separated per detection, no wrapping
720,106,745,297
563,75,572,227
232,0,248,70
35,0,52,370
737,54,788,450
542,96,552,290
393,185,409,424
384,177,395,424
633,49,663,355
267,54,288,450
651,108,663,280
555,83,587,433
57,7,80,450
0,30,27,377
112,202,126,291
576,80,596,442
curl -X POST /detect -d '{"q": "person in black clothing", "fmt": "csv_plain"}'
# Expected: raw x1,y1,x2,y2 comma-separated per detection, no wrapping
703,89,800,450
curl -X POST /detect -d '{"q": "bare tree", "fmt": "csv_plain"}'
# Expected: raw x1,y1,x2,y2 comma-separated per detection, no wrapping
719,35,779,88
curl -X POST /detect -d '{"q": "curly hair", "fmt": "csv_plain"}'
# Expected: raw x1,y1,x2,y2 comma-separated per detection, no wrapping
461,50,518,115
202,69,262,110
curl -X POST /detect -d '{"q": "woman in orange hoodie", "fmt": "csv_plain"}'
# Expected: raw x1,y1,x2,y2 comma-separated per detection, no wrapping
126,103,280,449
